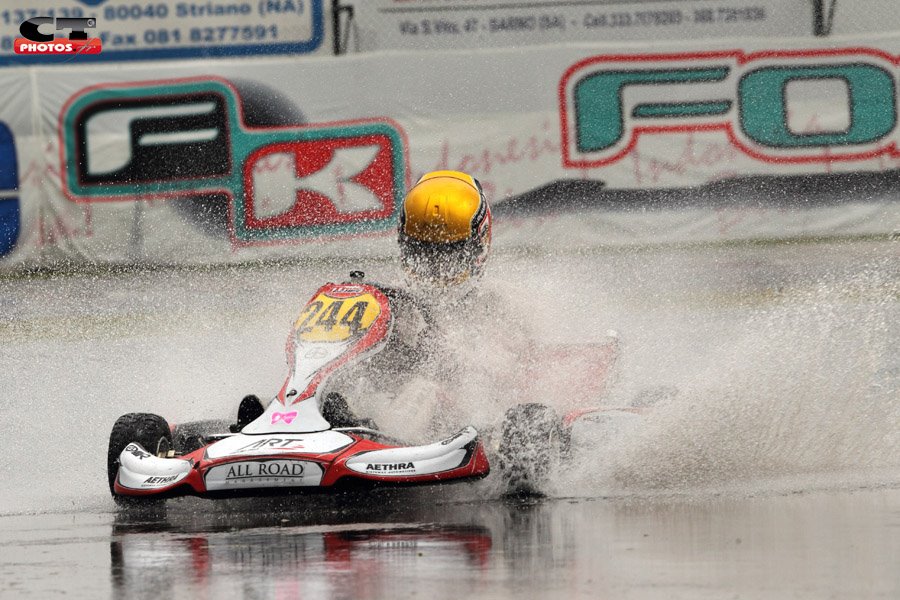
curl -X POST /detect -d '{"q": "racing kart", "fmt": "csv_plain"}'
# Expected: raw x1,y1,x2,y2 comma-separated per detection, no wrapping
107,281,490,505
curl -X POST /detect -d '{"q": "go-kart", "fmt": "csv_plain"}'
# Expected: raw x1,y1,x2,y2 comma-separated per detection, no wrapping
107,281,490,505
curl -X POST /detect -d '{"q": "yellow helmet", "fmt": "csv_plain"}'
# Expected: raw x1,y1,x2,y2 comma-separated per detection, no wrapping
398,170,492,287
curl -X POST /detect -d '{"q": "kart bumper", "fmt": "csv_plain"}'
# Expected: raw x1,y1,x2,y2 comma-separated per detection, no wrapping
113,427,490,499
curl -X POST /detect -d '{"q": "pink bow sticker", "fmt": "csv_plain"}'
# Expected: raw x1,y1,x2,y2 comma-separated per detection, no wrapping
271,411,298,425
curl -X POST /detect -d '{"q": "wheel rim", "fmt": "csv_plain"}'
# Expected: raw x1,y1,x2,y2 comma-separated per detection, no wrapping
154,436,172,458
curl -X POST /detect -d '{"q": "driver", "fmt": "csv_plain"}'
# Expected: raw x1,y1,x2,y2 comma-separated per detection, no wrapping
398,170,492,298
319,170,495,431
232,170,496,433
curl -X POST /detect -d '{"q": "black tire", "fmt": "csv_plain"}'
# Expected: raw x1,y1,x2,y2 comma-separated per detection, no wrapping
232,394,266,432
172,419,231,455
497,403,562,497
107,413,173,502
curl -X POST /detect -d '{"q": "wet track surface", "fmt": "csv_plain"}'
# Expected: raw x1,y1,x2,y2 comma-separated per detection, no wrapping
1,237,898,598
2,490,899,599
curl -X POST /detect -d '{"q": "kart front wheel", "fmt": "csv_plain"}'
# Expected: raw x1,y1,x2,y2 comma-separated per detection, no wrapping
107,413,173,501
497,403,562,497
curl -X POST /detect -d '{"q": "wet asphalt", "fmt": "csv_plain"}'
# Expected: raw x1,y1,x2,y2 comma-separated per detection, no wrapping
1,237,898,598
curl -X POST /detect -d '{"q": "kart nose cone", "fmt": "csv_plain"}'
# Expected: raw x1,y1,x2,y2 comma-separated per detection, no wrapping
117,443,192,491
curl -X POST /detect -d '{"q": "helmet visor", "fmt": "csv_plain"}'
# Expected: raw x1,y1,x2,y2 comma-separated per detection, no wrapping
399,236,481,285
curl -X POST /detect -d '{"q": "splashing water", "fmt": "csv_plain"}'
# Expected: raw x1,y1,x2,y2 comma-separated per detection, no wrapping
594,256,900,496
415,242,900,498
0,239,896,513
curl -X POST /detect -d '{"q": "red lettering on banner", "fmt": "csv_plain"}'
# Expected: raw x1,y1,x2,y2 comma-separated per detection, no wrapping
35,206,93,248
626,112,900,186
714,205,792,235
20,142,94,247
631,133,741,186
429,120,560,198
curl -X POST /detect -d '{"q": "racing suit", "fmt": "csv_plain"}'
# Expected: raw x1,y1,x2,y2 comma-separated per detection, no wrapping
320,276,527,440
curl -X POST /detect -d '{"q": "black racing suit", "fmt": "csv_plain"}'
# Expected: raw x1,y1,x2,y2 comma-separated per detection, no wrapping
319,277,528,439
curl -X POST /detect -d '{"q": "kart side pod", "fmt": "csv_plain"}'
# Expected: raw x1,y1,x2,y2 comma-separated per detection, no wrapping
343,426,480,478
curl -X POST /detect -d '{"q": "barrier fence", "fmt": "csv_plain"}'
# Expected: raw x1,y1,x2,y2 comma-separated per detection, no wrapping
0,0,897,268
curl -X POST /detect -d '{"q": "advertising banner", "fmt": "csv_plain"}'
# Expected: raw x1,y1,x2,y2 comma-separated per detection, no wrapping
0,0,327,65
1,33,898,268
830,1,900,37
347,0,813,51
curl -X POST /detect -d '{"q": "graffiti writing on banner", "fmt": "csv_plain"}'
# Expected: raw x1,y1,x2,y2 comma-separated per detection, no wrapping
429,120,560,198
630,133,742,186
21,141,96,251
59,77,408,246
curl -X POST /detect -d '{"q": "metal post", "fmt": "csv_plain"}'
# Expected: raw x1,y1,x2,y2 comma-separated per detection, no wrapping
331,0,355,55
812,0,837,36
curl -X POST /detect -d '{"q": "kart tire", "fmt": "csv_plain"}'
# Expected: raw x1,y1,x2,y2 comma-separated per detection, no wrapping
497,403,562,497
107,413,173,503
172,419,231,455
230,394,266,433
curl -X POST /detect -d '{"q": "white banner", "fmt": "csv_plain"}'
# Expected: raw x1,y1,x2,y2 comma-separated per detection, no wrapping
0,0,328,66
1,33,899,268
348,0,814,51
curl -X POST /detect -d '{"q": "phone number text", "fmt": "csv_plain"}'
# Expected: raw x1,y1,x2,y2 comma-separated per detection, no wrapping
1,24,278,51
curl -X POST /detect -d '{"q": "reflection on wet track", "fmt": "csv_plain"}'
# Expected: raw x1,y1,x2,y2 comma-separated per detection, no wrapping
107,497,493,600
112,515,491,598
1,490,899,599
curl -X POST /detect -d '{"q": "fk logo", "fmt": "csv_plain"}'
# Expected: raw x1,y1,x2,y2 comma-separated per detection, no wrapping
59,77,407,245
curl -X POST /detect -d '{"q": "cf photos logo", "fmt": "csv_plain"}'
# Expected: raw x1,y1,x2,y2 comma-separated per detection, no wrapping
14,16,102,55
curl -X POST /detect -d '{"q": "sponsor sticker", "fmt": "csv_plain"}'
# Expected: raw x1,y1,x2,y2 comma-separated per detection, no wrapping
142,474,180,487
271,411,298,425
204,430,354,459
204,459,323,489
124,443,151,460
235,437,306,452
365,462,416,474
325,284,365,298
440,430,467,446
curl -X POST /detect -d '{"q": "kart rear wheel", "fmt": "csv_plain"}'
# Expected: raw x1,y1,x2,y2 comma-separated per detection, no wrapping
497,403,562,497
107,413,173,503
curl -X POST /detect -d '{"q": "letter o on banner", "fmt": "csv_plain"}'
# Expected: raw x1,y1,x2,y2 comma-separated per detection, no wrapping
739,63,897,148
